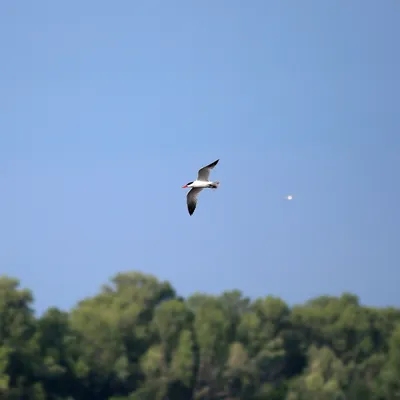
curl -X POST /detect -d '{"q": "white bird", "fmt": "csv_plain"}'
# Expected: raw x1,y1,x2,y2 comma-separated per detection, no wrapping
182,159,220,215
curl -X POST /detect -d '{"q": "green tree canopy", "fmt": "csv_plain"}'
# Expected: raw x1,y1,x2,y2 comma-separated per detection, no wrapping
0,271,398,400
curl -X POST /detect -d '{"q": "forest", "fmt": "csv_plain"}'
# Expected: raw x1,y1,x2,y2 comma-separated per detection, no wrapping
0,271,399,400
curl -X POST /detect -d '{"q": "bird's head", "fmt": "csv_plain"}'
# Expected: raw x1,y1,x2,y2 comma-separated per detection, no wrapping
182,181,193,188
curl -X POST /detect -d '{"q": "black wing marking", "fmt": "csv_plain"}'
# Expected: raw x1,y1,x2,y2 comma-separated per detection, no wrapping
186,188,203,215
197,159,219,181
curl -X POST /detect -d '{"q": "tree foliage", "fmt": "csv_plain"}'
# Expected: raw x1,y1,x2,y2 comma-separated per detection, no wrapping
0,272,399,399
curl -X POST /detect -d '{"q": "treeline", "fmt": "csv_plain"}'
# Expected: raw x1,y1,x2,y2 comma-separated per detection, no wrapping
0,271,400,400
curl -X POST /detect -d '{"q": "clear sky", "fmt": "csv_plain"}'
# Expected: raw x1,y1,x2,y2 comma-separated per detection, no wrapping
1,1,399,313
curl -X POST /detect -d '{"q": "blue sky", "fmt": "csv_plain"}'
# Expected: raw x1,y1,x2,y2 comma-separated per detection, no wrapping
1,1,399,313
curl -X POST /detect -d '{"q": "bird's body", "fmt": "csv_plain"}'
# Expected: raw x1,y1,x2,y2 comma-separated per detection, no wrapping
182,159,220,215
184,180,219,189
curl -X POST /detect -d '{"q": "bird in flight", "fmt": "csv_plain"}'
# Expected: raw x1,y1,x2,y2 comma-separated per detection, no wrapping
182,159,220,215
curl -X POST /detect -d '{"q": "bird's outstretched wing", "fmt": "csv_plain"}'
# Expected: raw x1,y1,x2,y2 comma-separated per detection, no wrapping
197,159,219,181
187,188,204,215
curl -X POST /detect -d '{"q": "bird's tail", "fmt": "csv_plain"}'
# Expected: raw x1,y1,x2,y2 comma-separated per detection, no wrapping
211,181,220,189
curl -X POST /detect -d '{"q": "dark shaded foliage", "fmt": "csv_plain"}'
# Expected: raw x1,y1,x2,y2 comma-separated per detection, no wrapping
0,272,399,399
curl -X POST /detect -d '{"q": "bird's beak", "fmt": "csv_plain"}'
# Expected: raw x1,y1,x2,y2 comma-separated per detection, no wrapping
182,185,188,188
